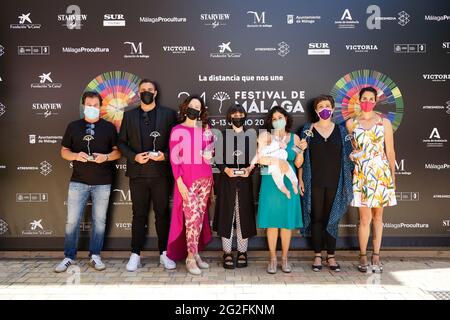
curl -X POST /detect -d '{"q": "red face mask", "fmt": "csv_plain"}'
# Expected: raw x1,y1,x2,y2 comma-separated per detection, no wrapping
360,101,376,112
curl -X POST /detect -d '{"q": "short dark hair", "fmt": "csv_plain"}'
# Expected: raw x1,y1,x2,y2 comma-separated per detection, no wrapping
226,104,247,125
81,91,102,106
138,78,158,91
265,106,293,132
359,86,378,101
313,94,335,110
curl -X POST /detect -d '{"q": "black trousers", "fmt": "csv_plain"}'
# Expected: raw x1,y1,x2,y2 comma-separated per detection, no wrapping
311,186,337,255
130,176,171,255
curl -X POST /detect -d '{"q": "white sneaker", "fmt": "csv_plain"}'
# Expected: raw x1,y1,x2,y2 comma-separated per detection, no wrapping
89,254,106,271
194,254,210,269
126,253,141,272
54,258,75,273
186,258,202,275
160,251,176,270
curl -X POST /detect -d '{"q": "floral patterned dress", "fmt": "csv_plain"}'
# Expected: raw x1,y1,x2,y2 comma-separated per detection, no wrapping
350,117,397,208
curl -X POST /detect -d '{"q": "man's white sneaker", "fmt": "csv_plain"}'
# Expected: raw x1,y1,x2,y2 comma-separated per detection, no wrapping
160,251,176,270
54,258,75,273
194,254,210,269
126,253,141,272
89,255,106,271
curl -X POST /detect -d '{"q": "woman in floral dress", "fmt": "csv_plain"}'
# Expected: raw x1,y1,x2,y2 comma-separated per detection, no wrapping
346,87,397,274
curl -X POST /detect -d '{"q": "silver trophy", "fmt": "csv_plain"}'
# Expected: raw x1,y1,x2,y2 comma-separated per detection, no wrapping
232,150,245,176
345,133,364,161
148,131,161,157
83,135,95,161
293,128,314,154
200,129,215,158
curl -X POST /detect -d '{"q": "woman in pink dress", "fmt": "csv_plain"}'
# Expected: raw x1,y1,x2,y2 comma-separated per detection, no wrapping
167,95,214,275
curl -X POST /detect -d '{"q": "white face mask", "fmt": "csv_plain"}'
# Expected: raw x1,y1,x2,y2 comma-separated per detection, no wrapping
84,105,100,119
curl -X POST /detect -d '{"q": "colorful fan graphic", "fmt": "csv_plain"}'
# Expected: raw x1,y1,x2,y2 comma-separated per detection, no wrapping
81,71,142,131
330,69,404,132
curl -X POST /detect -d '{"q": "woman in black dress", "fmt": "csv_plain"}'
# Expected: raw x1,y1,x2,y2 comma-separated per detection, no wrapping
213,104,257,269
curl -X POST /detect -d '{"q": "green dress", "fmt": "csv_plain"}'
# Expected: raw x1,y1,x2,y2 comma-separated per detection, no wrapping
257,133,303,229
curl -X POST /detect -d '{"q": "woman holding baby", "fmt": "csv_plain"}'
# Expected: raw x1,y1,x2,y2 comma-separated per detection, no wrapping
255,106,307,274
299,95,354,273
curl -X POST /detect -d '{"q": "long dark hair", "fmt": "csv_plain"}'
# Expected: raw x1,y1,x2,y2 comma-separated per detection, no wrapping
177,95,209,128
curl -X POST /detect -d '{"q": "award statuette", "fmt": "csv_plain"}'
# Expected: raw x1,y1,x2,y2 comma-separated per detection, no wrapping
345,133,364,161
200,129,215,159
83,135,95,161
232,150,245,176
148,131,161,157
84,123,96,161
292,128,314,154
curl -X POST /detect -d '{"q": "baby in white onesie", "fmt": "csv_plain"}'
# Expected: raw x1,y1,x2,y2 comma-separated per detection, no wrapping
253,134,299,199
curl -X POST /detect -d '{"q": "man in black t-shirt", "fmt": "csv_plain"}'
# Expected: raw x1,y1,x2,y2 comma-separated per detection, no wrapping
118,79,177,271
54,91,121,273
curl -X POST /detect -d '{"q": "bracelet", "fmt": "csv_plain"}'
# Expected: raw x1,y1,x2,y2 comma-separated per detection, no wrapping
105,154,109,161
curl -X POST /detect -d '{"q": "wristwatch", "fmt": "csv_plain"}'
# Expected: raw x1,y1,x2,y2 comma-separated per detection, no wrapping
105,154,110,161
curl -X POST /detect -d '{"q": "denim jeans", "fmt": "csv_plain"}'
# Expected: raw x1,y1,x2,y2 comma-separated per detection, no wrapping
64,182,111,259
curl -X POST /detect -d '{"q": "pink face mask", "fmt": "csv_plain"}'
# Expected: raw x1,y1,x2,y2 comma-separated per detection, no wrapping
360,101,376,112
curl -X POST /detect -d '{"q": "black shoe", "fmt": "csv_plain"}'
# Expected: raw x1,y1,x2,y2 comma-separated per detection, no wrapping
326,255,341,272
358,253,369,273
312,256,323,272
236,252,248,268
223,252,235,269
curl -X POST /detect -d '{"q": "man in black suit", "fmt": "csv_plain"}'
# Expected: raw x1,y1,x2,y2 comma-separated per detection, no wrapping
118,79,177,271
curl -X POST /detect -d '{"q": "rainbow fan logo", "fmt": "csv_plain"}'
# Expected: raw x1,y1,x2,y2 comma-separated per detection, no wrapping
81,71,142,132
330,69,404,132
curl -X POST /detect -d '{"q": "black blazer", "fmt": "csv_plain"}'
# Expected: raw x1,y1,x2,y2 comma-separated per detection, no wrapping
118,105,177,178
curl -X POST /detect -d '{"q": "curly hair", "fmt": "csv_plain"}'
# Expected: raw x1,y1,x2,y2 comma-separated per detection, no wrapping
265,106,293,132
177,95,209,128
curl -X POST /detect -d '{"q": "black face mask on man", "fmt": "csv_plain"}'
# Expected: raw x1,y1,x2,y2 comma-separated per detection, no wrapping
140,91,154,105
186,107,201,120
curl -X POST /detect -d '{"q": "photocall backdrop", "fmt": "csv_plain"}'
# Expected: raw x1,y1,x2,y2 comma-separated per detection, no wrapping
1,0,449,250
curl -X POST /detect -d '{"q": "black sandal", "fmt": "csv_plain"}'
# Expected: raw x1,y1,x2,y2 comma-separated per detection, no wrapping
326,255,341,272
358,253,369,273
236,252,248,268
312,256,323,272
223,253,235,269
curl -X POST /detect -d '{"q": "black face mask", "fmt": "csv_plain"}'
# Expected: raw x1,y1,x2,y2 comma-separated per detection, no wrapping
231,117,246,128
186,107,200,120
140,91,154,105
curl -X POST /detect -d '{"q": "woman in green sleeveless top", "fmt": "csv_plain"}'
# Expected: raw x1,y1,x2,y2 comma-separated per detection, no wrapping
254,106,307,274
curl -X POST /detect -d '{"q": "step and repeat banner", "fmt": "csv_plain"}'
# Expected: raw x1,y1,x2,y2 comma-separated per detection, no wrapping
0,0,449,249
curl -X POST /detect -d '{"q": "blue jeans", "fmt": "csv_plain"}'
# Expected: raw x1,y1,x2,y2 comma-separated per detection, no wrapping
64,182,111,259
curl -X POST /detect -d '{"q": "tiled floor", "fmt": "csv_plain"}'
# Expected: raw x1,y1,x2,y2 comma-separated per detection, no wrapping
0,251,449,300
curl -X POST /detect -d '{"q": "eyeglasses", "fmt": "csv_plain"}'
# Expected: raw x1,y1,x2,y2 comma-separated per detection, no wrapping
85,123,95,136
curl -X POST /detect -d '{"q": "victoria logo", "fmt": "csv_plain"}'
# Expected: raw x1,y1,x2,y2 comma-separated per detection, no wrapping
124,42,149,59
210,42,241,58
346,44,378,53
58,5,87,29
10,13,41,29
422,74,450,82
31,72,62,89
162,45,196,54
